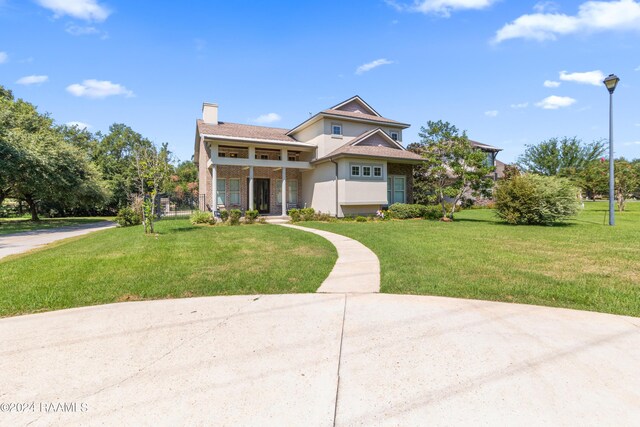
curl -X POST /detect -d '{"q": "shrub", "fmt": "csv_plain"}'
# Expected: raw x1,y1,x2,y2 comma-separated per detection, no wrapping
422,205,443,220
258,217,267,224
219,210,230,223
288,208,301,222
115,207,142,227
190,210,214,225
314,212,334,222
301,208,316,221
495,174,580,225
229,209,242,226
244,209,259,224
388,203,428,219
355,216,367,222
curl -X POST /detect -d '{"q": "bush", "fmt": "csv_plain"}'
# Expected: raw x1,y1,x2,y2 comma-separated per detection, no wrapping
314,212,334,222
422,205,443,220
228,209,242,226
244,209,259,224
288,208,301,222
190,210,214,225
115,207,142,227
388,203,428,219
355,216,367,222
495,174,580,225
219,210,229,223
301,208,316,221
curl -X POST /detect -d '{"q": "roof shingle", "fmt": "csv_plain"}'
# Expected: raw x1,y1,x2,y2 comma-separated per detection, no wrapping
197,120,302,143
321,109,409,127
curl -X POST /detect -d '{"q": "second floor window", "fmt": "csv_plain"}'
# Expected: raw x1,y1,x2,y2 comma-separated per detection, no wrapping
390,132,399,141
332,124,342,136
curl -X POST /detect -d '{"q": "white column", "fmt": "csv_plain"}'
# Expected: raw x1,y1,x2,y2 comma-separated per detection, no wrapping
211,164,217,213
281,167,287,216
249,146,256,160
280,148,287,162
249,166,254,211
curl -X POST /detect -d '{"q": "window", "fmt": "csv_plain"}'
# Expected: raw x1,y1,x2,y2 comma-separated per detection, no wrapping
373,166,382,177
218,152,226,158
260,154,269,160
216,179,226,206
229,152,238,158
351,165,361,176
387,176,406,204
332,124,342,136
390,132,399,141
362,166,371,177
350,163,383,180
288,155,297,161
276,180,298,205
229,179,240,205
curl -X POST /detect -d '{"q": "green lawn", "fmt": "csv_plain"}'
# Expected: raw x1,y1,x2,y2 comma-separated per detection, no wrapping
304,202,640,317
0,220,337,317
0,217,110,235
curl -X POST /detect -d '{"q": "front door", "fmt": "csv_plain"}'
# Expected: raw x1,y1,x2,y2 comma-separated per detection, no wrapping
252,178,270,214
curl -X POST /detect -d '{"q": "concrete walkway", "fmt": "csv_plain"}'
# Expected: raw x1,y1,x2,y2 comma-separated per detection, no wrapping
0,221,116,260
279,223,380,293
2,294,639,426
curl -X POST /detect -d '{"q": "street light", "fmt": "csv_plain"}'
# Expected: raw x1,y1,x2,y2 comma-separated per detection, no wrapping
603,73,619,226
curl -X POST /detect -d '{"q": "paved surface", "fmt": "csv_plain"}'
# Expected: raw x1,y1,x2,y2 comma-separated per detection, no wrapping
0,221,116,260
2,294,639,426
279,224,380,293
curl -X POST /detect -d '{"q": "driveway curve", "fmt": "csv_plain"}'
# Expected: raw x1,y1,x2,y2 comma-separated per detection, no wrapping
0,221,116,260
2,294,639,426
278,223,380,293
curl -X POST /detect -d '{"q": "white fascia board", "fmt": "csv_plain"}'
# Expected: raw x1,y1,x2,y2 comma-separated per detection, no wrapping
201,134,315,149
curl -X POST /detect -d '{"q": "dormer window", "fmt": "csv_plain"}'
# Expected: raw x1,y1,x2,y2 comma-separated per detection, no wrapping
332,123,342,137
390,131,399,141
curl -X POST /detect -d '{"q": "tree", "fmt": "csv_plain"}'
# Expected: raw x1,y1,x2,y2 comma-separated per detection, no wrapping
132,141,172,233
577,160,608,200
169,160,198,207
409,120,495,218
0,86,106,219
614,159,639,212
517,137,606,176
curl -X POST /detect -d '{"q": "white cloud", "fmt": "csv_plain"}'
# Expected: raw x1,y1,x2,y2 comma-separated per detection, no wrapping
65,24,99,36
635,65,640,71
65,121,91,130
484,110,499,117
0,51,7,64
252,113,281,124
559,70,604,86
623,141,640,146
510,102,529,109
535,95,577,109
16,75,49,85
494,0,640,43
35,0,110,22
543,80,561,88
66,79,133,98
533,1,560,13
355,58,394,75
387,0,497,17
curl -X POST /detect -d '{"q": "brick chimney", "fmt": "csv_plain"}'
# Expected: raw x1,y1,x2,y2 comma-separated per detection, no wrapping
202,102,218,124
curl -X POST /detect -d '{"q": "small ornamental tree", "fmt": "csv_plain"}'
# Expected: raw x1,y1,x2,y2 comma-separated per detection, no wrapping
132,141,172,234
495,174,580,225
409,120,495,219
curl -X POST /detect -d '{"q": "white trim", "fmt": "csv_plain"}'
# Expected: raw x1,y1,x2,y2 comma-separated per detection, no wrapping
340,200,388,206
207,157,312,170
201,134,314,148
350,128,405,150
349,161,385,181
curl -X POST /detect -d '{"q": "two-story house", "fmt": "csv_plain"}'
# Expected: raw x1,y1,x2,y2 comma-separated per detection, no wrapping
194,96,424,217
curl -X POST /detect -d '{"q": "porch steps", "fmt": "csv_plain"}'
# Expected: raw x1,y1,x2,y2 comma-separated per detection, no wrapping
263,216,291,224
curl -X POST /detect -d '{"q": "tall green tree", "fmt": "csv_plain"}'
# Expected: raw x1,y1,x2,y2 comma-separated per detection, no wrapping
517,137,606,176
408,120,495,218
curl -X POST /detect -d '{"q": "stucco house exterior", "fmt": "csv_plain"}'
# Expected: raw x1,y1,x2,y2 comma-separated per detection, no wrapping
194,96,425,217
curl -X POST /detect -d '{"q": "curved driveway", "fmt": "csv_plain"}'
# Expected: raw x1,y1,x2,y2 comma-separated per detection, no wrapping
2,294,639,426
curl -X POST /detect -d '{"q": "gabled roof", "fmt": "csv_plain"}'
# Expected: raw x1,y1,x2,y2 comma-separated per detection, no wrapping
197,119,297,143
329,95,381,116
313,128,423,164
470,140,502,152
287,95,410,136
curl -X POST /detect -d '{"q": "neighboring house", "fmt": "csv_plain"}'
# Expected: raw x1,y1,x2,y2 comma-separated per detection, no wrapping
469,140,503,180
194,96,424,217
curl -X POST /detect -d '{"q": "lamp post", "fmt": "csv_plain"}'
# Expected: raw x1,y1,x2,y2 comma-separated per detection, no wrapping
603,73,619,226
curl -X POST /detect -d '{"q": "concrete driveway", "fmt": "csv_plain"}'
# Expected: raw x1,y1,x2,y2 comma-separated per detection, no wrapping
2,294,639,426
0,221,116,260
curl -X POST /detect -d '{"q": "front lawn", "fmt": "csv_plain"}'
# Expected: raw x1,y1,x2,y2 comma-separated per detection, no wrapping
304,202,640,317
0,220,337,317
0,217,110,235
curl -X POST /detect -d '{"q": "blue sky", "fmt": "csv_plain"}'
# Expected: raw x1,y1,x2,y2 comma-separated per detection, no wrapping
1,0,639,163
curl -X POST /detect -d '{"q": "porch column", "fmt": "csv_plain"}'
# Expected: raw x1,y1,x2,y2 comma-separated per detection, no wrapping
249,166,254,211
281,167,287,216
211,164,217,213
